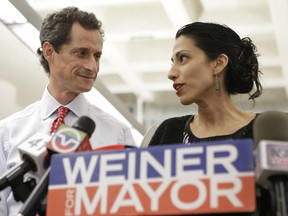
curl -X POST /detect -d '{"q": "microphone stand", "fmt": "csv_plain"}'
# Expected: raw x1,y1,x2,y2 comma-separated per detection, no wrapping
270,175,288,216
11,177,36,203
0,160,37,203
17,167,50,216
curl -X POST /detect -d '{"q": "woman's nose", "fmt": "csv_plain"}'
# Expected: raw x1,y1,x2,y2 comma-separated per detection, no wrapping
168,65,178,81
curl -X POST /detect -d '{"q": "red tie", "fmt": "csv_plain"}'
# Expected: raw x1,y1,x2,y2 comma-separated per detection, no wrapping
50,106,69,134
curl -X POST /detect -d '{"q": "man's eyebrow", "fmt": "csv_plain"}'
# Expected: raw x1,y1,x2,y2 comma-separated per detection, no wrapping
71,47,88,52
94,51,102,56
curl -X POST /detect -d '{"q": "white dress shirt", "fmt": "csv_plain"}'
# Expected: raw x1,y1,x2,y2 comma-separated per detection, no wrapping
0,87,136,216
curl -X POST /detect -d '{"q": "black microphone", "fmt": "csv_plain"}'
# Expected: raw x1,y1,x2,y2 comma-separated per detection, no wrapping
253,110,288,216
0,132,50,202
17,167,51,216
0,116,95,194
44,115,95,167
0,133,50,191
18,116,96,216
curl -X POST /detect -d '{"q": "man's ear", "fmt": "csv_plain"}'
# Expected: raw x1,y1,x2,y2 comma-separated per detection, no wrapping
42,42,55,60
213,54,229,75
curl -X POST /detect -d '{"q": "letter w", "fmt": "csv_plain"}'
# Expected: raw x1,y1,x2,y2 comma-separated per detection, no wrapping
63,155,99,185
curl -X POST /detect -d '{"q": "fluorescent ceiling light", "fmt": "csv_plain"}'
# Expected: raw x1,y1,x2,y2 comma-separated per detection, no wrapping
9,23,40,53
0,1,26,24
0,1,39,53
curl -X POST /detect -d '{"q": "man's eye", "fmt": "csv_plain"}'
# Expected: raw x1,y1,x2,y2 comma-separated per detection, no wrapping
78,51,87,57
94,53,101,60
74,50,87,57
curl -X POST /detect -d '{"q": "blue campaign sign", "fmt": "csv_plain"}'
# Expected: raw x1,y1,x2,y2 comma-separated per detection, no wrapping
47,139,256,215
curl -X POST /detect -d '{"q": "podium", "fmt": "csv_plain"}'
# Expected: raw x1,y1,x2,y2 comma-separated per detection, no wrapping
46,139,256,215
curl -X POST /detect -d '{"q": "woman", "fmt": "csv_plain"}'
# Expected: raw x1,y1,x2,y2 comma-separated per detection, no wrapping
148,22,271,216
149,22,262,147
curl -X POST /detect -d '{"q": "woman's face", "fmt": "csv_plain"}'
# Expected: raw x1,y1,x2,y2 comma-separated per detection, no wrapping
168,35,217,105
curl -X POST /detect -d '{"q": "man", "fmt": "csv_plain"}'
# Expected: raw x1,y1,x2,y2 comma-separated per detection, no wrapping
0,7,135,215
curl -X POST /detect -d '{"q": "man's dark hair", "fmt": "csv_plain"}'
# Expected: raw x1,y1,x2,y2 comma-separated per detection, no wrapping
37,7,104,74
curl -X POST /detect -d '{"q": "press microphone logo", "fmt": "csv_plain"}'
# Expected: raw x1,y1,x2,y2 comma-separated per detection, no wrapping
50,126,85,153
267,142,288,168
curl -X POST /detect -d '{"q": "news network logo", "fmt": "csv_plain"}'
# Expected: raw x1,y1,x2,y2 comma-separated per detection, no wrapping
50,125,86,153
267,142,288,168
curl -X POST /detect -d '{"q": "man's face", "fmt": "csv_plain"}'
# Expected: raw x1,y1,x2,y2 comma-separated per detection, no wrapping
44,22,103,101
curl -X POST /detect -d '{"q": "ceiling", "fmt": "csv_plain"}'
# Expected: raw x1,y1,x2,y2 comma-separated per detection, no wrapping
1,0,288,130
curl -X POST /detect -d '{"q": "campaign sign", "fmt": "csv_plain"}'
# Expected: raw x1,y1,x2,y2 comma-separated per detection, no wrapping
46,139,256,215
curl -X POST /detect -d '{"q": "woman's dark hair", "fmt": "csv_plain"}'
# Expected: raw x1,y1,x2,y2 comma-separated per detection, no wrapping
37,7,104,75
176,22,262,100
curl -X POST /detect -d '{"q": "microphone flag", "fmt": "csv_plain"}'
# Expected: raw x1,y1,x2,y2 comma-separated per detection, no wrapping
46,139,256,215
47,124,92,154
255,139,288,185
17,132,51,178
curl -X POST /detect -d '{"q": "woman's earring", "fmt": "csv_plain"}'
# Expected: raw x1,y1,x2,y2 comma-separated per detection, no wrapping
215,75,219,94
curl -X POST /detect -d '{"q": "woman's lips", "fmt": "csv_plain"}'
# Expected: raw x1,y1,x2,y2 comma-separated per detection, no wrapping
173,83,184,95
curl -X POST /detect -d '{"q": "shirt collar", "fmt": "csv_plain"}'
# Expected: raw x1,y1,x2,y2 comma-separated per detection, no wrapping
40,87,88,120
67,93,88,117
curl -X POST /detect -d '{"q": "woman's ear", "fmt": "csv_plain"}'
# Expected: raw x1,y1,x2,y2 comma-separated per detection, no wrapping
213,54,229,75
42,42,54,61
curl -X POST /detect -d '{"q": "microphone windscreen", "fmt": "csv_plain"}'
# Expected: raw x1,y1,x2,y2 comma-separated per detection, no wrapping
72,116,95,137
253,111,288,147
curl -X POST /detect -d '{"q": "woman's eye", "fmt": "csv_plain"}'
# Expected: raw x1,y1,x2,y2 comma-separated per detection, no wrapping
180,55,188,62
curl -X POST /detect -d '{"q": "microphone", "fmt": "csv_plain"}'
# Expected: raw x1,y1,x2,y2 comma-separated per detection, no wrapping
253,110,288,216
0,132,50,202
18,116,96,216
0,116,96,193
253,111,288,147
44,115,95,167
17,167,51,216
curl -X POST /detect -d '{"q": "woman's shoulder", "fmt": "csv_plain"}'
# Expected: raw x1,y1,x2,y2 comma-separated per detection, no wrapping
148,115,193,146
160,115,193,125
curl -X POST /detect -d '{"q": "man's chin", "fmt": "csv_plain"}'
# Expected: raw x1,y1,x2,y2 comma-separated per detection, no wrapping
82,87,93,93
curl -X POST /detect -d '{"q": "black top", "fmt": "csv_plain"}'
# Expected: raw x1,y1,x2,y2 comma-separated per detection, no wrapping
149,115,256,147
148,114,271,216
